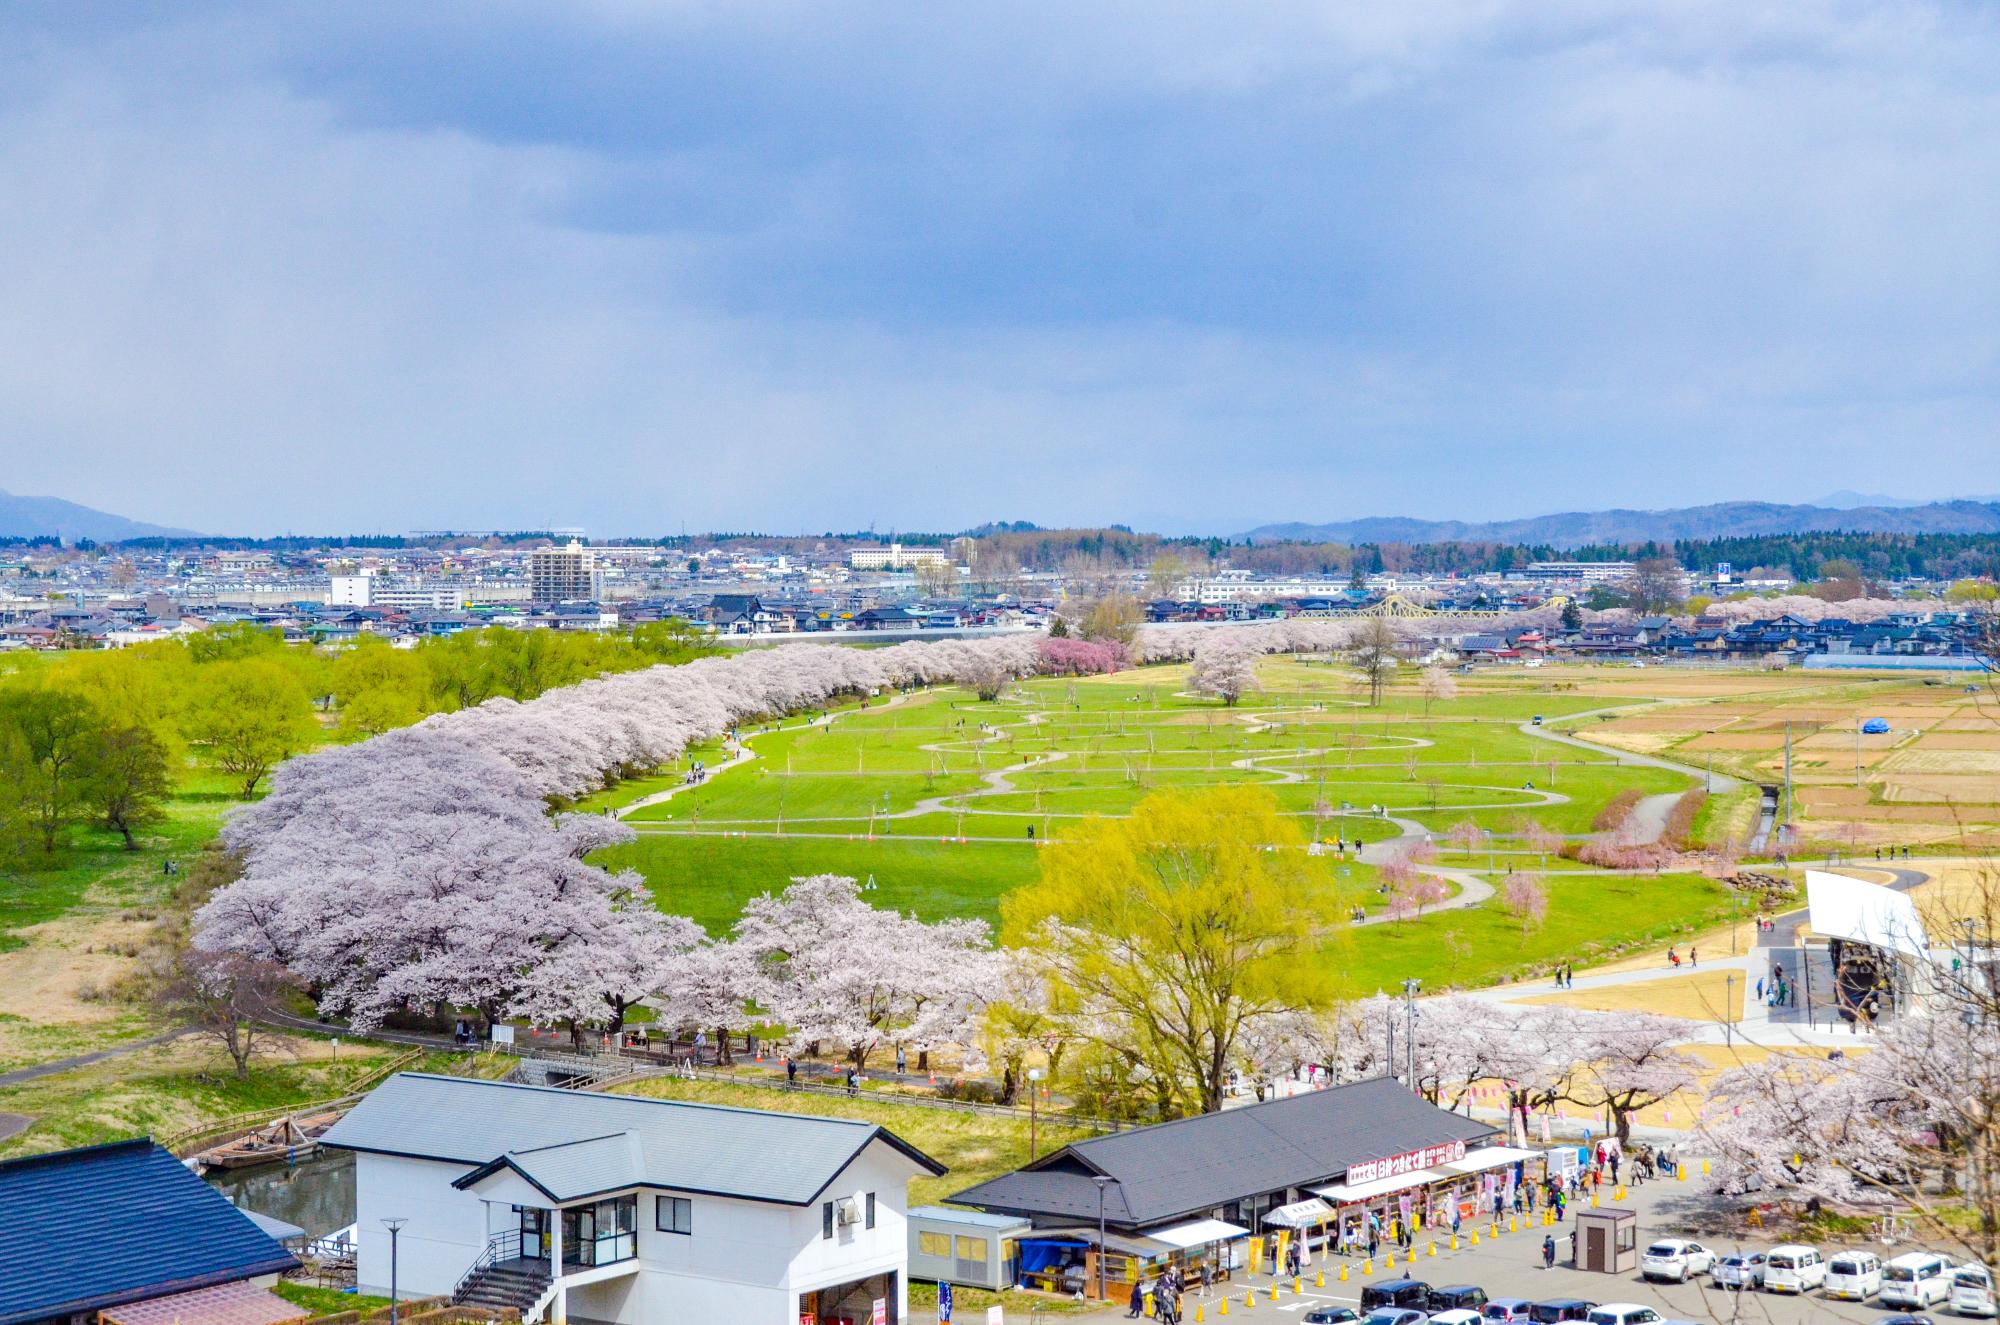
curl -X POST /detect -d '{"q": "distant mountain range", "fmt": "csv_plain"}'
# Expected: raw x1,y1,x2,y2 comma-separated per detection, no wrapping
1244,499,2000,547
0,489,196,542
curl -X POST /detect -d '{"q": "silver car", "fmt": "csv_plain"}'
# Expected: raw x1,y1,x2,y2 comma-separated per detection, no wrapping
1711,1252,1767,1289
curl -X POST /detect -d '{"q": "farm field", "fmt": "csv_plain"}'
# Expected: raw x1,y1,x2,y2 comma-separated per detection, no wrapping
1581,667,2000,851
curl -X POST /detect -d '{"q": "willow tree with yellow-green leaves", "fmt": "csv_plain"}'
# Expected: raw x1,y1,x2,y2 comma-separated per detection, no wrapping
1001,786,1347,1119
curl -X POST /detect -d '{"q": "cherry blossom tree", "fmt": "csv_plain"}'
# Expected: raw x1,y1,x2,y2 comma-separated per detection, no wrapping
1501,871,1549,936
1188,632,1262,706
1420,665,1457,717
1571,1012,1701,1143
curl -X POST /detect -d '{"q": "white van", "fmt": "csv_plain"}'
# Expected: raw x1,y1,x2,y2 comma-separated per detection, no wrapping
1952,1264,1997,1317
1880,1251,1954,1308
1763,1244,1826,1294
1823,1250,1881,1301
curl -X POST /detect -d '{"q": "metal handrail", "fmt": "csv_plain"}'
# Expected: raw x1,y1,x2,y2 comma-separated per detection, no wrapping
451,1229,526,1303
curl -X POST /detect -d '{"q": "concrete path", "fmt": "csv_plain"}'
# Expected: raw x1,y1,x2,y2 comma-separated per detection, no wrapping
0,1026,194,1088
1519,707,1741,793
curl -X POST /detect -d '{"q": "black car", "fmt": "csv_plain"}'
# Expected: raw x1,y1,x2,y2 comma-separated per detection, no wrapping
1429,1285,1490,1312
1529,1302,1597,1324
1303,1311,1360,1325
1360,1278,1433,1312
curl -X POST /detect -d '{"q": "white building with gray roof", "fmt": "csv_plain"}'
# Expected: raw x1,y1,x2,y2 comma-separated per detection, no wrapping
318,1073,945,1325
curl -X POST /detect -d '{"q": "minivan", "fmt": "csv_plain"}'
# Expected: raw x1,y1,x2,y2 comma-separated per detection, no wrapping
1585,1307,1663,1325
1359,1278,1433,1313
1763,1244,1826,1294
1529,1302,1597,1323
1880,1251,1954,1308
1483,1300,1534,1321
1823,1250,1881,1301
1428,1286,1490,1313
1952,1263,1996,1317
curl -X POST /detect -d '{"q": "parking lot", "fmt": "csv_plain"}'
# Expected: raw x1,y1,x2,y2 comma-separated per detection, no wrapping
1188,1175,1958,1324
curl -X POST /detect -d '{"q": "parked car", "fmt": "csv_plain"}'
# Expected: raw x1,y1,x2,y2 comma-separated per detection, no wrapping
1876,1315,1938,1325
1304,1312,1360,1325
1427,1286,1489,1313
1429,1313,1482,1325
1711,1252,1767,1289
1529,1302,1597,1323
1483,1300,1534,1321
1952,1264,1996,1318
1763,1244,1827,1294
1824,1250,1882,1301
1641,1239,1714,1283
1361,1311,1428,1325
1881,1252,1956,1309
1585,1308,1663,1325
1362,1279,1435,1313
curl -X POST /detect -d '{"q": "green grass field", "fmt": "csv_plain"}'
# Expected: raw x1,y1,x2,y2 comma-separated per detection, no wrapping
589,658,1750,988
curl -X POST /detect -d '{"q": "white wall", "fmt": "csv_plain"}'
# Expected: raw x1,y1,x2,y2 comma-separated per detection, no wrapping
352,1137,922,1324
354,1152,490,1297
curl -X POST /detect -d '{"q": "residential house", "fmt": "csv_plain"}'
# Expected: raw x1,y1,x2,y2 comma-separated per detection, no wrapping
0,1138,300,1325
319,1073,944,1325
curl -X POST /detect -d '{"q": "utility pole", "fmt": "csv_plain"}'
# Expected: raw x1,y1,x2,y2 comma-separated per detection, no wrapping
1402,978,1422,1092
1783,721,1794,851
1027,1068,1044,1159
1093,1176,1117,1304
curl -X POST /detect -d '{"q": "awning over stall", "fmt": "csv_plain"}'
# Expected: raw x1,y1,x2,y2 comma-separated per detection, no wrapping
1148,1219,1250,1250
1261,1198,1334,1229
1312,1168,1451,1204
1434,1145,1543,1176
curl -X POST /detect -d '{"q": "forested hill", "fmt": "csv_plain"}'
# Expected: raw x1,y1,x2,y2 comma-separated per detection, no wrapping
1245,500,2000,546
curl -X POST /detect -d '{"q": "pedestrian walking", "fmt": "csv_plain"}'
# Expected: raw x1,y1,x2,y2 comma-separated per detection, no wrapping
1756,977,1765,1002
896,1045,907,1074
845,1067,858,1096
1542,1235,1556,1269
1690,945,1698,967
1610,1154,1620,1185
786,1057,798,1087
1128,1279,1144,1318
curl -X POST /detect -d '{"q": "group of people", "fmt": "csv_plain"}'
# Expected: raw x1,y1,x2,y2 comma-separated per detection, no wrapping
1758,964,1796,1008
1549,962,1576,989
1127,1262,1196,1323
1667,944,1698,967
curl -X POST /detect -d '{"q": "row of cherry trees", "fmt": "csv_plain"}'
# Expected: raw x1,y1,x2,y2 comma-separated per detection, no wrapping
192,637,1047,1043
1318,996,1702,1145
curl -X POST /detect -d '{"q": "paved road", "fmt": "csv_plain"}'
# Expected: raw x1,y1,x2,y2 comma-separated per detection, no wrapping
1192,1169,1930,1325
1519,708,1741,793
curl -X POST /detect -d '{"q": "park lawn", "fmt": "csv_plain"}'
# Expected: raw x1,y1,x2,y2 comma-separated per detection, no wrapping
1332,871,1737,996
272,1284,395,1315
611,1074,1089,1208
0,802,224,950
598,834,1047,932
0,1038,484,1158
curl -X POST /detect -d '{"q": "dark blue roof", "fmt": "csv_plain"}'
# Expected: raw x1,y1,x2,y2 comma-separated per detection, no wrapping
0,1139,297,1325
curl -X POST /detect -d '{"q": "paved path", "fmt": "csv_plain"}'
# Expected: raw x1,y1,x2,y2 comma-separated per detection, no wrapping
1519,707,1741,793
0,1026,194,1087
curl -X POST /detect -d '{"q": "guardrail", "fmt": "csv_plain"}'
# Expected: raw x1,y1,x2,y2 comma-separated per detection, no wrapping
452,1229,524,1304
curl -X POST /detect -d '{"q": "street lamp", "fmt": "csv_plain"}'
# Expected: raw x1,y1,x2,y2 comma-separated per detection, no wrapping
382,1218,408,1325
1401,978,1421,1089
1027,1068,1045,1159
1092,1175,1119,1305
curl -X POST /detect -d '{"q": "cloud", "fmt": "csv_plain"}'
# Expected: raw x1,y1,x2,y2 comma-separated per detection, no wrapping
0,2,1996,535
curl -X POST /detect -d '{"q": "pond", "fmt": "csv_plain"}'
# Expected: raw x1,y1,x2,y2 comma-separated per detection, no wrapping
206,1145,356,1238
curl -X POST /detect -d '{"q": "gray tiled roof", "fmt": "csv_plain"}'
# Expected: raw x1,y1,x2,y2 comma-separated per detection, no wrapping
321,1074,943,1206
950,1077,1494,1229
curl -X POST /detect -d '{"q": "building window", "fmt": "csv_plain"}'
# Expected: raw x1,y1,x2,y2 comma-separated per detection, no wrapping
865,1192,877,1229
656,1195,692,1235
823,1201,834,1240
955,1236,987,1263
919,1231,953,1258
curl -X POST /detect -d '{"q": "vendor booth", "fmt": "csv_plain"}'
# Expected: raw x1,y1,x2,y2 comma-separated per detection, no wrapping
950,1076,1498,1299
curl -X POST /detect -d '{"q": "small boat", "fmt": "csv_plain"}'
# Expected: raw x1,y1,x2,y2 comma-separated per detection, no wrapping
196,1110,344,1171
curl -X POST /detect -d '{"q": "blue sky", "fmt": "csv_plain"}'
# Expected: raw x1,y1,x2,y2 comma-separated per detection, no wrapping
1,2,1997,536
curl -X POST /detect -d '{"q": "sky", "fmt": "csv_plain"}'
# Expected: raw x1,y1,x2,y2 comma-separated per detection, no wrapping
1,2,1998,537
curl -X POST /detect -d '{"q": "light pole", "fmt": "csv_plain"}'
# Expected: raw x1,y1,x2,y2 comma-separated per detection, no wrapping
382,1218,407,1325
1027,1068,1044,1160
1093,1175,1119,1305
1402,978,1421,1090
1724,975,1734,1048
